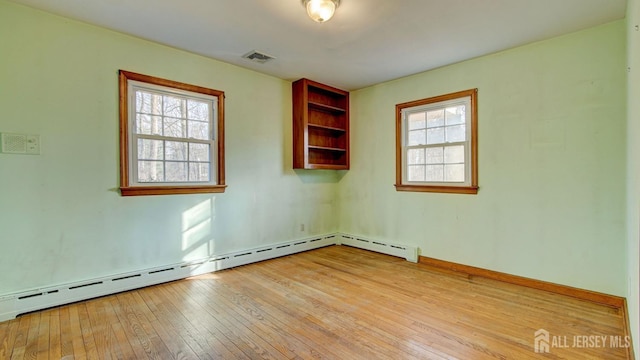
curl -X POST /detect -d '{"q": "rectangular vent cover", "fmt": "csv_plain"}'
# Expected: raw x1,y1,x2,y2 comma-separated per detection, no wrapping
242,50,275,64
1,133,26,153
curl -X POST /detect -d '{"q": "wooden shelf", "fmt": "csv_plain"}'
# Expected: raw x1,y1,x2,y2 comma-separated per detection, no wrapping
304,163,349,170
308,123,346,133
308,145,347,152
293,78,350,170
308,101,347,114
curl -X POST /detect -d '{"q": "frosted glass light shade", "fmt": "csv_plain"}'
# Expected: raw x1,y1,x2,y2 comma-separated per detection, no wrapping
303,0,340,23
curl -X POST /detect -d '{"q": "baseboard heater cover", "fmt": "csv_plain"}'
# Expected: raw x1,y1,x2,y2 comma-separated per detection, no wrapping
338,234,418,263
0,233,339,322
0,233,418,322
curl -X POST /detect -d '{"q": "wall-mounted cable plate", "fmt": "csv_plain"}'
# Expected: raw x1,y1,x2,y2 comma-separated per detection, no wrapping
0,133,40,155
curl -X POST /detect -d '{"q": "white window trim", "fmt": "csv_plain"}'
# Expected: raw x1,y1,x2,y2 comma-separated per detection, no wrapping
127,80,219,187
118,70,226,197
400,97,472,187
395,88,478,194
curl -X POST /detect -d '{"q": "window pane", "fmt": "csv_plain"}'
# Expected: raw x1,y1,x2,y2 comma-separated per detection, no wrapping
425,147,444,164
407,148,425,165
188,100,209,121
427,109,445,128
138,139,163,160
189,163,210,182
136,91,162,115
151,93,163,115
444,164,465,182
166,141,187,161
188,120,210,140
426,127,444,144
408,112,426,130
189,143,210,162
163,95,185,118
136,114,162,135
408,165,425,181
445,124,466,143
136,91,151,113
163,117,186,138
165,162,188,182
138,161,164,182
408,129,426,146
136,114,150,134
445,105,465,125
425,165,444,182
444,145,465,164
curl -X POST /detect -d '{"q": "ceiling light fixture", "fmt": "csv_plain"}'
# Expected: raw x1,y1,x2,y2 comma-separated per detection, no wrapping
302,0,340,23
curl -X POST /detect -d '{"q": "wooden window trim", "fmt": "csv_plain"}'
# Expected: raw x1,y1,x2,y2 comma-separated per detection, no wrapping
395,88,478,194
119,70,226,196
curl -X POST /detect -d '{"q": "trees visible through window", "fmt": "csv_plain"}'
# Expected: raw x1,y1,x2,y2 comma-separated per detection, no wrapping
395,89,478,194
119,70,226,196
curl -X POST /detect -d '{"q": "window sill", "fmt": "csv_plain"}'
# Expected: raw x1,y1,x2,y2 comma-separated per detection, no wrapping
120,185,227,196
394,184,478,195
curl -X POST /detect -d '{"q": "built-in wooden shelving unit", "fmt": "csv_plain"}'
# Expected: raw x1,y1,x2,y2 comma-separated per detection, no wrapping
292,78,349,170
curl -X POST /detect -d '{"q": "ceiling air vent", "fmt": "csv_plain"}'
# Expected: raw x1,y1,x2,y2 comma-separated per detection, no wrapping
242,50,275,64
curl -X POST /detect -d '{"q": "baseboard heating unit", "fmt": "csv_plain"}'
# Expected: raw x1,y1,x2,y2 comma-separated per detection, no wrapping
0,233,418,322
339,234,418,263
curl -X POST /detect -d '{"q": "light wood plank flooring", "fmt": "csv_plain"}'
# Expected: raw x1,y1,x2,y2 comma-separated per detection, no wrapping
0,245,632,359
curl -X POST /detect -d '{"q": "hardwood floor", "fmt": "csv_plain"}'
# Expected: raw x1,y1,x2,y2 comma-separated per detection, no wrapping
0,245,633,359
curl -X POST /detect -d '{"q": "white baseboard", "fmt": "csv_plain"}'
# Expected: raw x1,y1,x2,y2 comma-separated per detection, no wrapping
0,233,418,322
338,234,419,263
0,234,338,322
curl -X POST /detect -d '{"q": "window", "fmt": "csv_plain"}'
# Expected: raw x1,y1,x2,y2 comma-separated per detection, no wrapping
119,70,226,196
395,89,478,194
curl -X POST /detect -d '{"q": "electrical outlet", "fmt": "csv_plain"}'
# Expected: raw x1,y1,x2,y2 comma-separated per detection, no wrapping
26,135,40,154
300,224,305,232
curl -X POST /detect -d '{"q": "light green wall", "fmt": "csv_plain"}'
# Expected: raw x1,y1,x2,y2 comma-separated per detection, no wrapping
0,0,631,319
0,1,339,294
339,21,627,296
627,0,640,355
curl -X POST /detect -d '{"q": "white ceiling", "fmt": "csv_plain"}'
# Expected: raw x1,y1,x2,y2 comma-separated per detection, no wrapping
10,0,627,90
